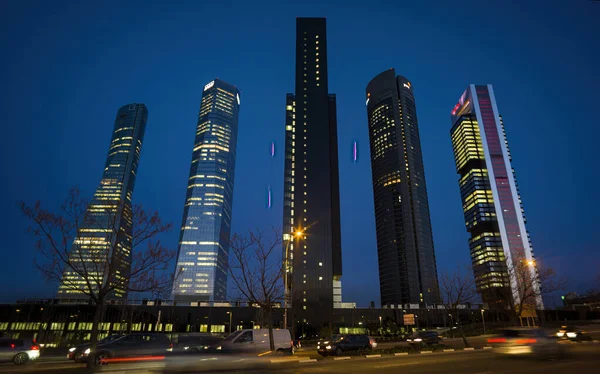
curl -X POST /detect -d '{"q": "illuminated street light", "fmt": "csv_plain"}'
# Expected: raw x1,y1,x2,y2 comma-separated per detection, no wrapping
284,229,305,330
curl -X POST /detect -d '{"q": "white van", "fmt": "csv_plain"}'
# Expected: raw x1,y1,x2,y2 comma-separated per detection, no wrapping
219,329,293,355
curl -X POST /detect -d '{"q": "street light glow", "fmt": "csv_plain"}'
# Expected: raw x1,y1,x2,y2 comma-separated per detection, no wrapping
295,230,303,237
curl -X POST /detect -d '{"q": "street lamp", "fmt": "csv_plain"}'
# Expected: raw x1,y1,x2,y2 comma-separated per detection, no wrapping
283,229,304,330
526,260,535,266
448,314,454,338
226,311,232,334
481,309,486,334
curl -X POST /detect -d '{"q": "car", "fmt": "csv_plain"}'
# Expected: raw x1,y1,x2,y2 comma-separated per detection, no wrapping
0,338,40,365
218,329,294,355
173,333,224,353
555,326,593,342
407,331,440,346
85,333,173,365
67,334,124,362
487,327,567,358
317,334,374,356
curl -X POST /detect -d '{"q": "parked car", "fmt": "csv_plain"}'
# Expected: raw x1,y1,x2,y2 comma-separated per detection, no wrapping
487,328,567,358
0,338,40,365
556,326,593,342
85,333,172,365
218,329,294,355
407,331,440,346
317,334,375,356
68,334,124,362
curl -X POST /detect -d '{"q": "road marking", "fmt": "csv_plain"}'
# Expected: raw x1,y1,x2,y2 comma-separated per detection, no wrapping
482,346,492,349
443,349,455,352
420,350,433,354
258,350,272,356
463,347,475,351
394,352,409,356
299,359,317,363
334,356,352,360
365,354,382,358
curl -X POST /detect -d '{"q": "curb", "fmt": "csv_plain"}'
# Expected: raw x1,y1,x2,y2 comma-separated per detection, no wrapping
463,347,475,351
365,354,381,358
334,356,352,360
299,359,317,363
394,352,409,356
483,346,492,350
443,349,455,352
420,351,433,354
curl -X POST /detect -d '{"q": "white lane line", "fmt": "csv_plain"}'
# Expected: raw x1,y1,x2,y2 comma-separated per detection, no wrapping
299,359,317,363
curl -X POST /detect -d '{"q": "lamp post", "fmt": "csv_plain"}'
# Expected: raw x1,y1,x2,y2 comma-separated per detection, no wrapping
481,309,486,335
283,230,303,331
448,314,454,338
227,311,232,334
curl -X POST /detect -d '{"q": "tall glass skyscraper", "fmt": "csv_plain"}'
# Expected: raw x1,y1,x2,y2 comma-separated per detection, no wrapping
450,85,543,310
57,103,148,300
172,79,241,303
282,18,343,330
365,70,440,307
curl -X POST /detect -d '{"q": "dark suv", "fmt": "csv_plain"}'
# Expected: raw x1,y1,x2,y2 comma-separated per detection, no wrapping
317,334,374,356
68,334,124,362
407,331,440,346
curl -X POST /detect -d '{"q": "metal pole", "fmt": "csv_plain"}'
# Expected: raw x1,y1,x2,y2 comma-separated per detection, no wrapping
481,310,486,335
229,312,233,334
283,239,291,330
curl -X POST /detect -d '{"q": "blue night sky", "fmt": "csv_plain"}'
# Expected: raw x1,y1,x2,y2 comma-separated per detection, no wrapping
1,0,598,306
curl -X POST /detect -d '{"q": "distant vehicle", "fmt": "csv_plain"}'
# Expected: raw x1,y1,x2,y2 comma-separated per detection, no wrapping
556,326,593,342
487,328,567,358
317,334,375,356
67,334,124,362
218,329,294,355
84,333,172,365
407,331,440,346
0,338,40,365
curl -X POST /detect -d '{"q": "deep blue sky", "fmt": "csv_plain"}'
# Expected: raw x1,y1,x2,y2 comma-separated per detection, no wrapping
1,0,598,306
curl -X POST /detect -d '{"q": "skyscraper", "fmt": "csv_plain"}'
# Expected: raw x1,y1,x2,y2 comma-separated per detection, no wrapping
57,103,148,299
282,18,342,330
365,70,440,307
172,79,241,303
450,85,543,310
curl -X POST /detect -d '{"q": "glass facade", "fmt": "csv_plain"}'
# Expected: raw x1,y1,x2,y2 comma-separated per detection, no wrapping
172,79,240,303
450,85,543,309
57,104,148,300
365,70,440,307
282,18,343,329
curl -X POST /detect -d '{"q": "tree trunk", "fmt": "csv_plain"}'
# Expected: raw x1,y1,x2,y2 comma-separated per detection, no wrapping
267,306,275,351
86,297,104,373
455,311,469,348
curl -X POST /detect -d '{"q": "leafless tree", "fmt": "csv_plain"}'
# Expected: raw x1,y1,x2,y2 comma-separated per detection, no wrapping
228,227,284,352
437,267,478,347
20,187,176,370
502,259,566,324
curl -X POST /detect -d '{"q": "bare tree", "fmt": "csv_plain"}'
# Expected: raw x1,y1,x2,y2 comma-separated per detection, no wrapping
228,227,284,352
438,267,478,347
20,188,176,369
502,259,566,324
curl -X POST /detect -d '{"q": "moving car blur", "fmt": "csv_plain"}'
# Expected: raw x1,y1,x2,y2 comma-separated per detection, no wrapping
407,330,440,347
317,334,376,356
0,338,40,365
67,333,124,362
83,333,172,365
556,326,593,342
487,327,567,358
218,329,294,355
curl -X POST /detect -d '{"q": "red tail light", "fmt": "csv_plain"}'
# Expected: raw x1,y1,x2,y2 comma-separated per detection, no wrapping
290,340,293,347
10,344,15,349
515,339,537,344
487,338,506,343
31,345,39,350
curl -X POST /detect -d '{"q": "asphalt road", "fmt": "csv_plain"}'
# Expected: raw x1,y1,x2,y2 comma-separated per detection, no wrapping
1,344,598,374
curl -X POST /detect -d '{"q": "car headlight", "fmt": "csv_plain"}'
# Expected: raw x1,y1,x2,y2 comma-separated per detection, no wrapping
69,347,76,352
566,332,577,338
84,348,91,355
216,346,222,350
556,332,564,337
407,339,412,342
325,345,332,350
324,341,329,344
414,338,423,342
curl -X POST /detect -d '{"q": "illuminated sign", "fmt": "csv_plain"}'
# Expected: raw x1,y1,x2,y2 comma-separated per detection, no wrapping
236,93,240,105
451,89,469,115
204,81,215,91
403,82,411,89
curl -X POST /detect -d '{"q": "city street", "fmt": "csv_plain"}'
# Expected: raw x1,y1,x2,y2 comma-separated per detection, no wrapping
1,344,598,374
